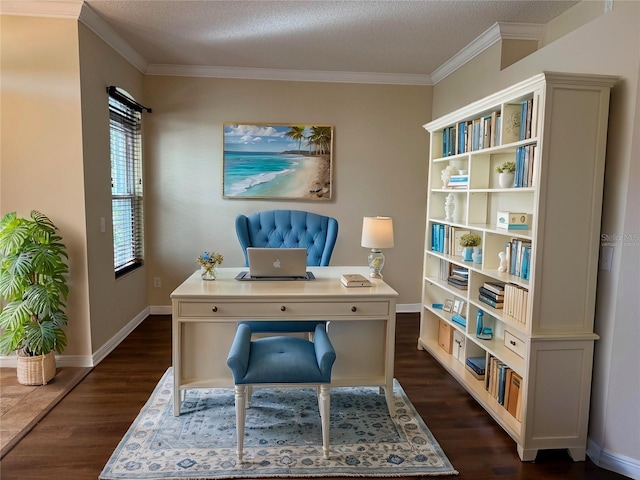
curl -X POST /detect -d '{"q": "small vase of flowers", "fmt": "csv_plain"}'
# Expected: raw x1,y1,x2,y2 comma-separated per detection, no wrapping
197,251,223,280
459,233,481,262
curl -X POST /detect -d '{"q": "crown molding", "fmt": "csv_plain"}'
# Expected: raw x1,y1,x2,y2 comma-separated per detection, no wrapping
0,0,82,17
431,22,544,84
2,4,541,87
78,2,148,72
145,64,432,85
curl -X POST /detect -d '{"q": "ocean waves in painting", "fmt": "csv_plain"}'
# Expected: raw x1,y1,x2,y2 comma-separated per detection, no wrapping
223,151,304,197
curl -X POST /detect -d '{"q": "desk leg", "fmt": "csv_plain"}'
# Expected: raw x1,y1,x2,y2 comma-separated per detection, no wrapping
173,321,181,416
385,311,396,416
385,379,395,416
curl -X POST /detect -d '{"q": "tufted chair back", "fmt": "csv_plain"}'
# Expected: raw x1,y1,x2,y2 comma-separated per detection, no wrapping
235,210,338,266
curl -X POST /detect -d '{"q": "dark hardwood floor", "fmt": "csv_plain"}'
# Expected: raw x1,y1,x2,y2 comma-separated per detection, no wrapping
0,313,626,479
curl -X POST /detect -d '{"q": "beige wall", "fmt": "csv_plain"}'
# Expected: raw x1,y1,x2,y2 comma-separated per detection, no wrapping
432,0,640,471
0,16,91,360
143,76,431,307
78,23,148,354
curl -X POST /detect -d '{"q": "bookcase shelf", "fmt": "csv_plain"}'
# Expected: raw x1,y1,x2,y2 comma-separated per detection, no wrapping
419,72,617,462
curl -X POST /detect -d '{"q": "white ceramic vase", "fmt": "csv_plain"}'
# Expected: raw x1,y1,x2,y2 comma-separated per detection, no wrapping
498,172,514,188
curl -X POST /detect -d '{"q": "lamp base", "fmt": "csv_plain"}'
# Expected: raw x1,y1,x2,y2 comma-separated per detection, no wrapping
367,249,385,279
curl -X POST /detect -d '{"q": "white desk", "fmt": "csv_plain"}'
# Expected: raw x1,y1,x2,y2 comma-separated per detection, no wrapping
171,266,398,416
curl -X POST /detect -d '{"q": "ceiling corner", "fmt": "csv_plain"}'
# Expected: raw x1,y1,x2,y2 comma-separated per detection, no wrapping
78,2,148,73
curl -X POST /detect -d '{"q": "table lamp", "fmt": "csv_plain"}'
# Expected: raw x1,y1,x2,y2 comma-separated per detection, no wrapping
361,216,394,278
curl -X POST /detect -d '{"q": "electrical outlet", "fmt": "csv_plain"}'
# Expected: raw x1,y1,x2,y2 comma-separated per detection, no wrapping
100,217,106,233
599,246,613,271
154,277,161,288
604,0,613,13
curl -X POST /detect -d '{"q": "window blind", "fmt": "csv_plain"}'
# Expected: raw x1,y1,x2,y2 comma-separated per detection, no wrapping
109,89,145,276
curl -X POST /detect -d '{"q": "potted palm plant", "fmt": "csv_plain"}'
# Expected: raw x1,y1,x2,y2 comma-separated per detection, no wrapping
0,211,69,385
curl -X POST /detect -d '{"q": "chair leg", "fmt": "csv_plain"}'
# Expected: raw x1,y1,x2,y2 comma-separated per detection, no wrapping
246,385,253,407
234,385,247,461
319,384,330,459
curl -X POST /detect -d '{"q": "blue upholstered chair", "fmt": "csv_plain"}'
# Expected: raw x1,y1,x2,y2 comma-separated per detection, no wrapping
235,210,338,266
226,321,336,461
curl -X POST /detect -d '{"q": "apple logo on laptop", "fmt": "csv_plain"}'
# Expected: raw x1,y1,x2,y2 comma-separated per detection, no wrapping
273,259,281,269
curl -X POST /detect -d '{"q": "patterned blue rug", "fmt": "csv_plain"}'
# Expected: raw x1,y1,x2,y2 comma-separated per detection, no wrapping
100,368,457,479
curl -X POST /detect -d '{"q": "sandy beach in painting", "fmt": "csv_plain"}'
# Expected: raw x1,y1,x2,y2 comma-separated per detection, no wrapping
284,155,331,199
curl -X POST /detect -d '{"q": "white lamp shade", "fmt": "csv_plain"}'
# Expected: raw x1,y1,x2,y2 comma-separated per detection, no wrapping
361,216,394,249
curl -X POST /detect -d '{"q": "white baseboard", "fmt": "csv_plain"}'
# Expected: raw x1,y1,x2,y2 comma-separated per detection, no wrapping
91,307,150,366
588,438,639,479
396,303,420,313
149,305,172,315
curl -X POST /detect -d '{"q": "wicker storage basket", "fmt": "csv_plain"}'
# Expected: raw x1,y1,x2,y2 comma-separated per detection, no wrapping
16,350,56,385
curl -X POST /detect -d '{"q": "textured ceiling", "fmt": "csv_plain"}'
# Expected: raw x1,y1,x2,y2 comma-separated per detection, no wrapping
82,0,580,78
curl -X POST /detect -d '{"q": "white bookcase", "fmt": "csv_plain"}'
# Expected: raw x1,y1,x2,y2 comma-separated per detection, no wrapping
419,72,617,461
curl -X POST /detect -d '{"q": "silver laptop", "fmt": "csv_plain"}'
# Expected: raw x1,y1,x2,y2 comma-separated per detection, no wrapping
246,247,308,279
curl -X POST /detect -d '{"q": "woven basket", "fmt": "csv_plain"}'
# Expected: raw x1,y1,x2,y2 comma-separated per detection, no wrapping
16,350,56,385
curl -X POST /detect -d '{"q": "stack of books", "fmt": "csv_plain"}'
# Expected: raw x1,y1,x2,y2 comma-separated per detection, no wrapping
465,356,486,380
448,174,468,189
478,281,504,309
503,283,529,326
447,266,468,290
505,239,532,280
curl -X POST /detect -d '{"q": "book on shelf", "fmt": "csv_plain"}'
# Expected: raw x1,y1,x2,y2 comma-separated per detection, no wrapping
448,174,468,189
515,145,536,188
479,294,504,309
465,364,485,380
479,286,504,301
447,278,468,290
502,369,514,408
451,266,469,278
341,274,371,287
449,274,468,283
483,281,505,295
439,259,449,281
465,356,486,377
506,372,523,420
497,363,510,405
501,103,522,144
506,239,533,278
503,284,529,325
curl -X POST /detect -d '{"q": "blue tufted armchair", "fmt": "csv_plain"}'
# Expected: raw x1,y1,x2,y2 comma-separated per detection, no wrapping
235,210,338,266
227,321,336,460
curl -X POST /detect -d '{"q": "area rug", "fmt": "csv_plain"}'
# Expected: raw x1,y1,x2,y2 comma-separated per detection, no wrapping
100,368,457,479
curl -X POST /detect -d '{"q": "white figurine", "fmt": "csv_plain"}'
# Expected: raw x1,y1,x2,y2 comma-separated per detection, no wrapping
498,251,508,272
444,194,454,221
440,165,458,188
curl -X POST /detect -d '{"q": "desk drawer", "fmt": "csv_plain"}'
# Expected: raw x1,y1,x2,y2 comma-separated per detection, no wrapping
178,300,390,318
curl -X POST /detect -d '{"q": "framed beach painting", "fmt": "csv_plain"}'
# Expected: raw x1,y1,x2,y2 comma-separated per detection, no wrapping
223,123,333,200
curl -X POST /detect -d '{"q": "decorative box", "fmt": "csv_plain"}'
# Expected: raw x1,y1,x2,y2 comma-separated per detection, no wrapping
496,211,530,230
438,320,453,354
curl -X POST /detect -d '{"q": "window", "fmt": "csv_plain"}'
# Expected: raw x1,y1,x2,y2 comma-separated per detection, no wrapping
108,87,148,277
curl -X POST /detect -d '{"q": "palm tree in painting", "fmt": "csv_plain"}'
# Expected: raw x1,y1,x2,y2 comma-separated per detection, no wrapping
308,126,332,155
284,126,306,153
